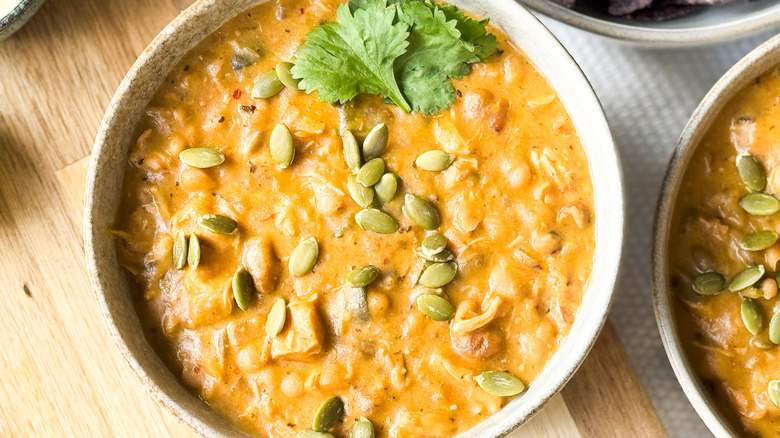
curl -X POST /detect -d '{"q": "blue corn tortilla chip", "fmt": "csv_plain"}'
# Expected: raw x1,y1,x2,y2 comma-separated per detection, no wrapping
608,0,653,15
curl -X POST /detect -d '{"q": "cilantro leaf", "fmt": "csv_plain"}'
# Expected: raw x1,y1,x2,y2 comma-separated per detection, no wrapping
293,0,497,114
292,1,412,112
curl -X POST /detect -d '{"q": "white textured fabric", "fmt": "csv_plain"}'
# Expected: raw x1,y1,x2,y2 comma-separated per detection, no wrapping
536,19,778,437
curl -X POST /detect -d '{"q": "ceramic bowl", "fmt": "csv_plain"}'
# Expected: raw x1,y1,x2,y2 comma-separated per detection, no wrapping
652,33,780,438
0,0,45,41
517,0,780,47
84,0,624,436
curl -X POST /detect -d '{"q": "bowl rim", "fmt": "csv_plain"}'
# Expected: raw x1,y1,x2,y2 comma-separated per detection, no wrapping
84,0,624,437
517,0,780,47
651,33,780,438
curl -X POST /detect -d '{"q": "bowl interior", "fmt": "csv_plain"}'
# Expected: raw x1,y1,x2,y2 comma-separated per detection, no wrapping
517,0,780,45
652,34,780,438
84,0,624,437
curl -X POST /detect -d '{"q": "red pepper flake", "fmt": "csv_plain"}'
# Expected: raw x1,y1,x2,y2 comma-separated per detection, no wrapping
193,365,201,374
299,8,305,14
233,89,243,99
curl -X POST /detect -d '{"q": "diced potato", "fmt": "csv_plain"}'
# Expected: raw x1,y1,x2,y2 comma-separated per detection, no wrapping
270,296,323,361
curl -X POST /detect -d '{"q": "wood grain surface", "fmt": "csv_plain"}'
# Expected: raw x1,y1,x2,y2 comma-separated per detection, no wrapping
0,0,666,436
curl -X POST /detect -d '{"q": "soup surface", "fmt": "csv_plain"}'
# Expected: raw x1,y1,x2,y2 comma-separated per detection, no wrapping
669,67,780,437
114,0,596,436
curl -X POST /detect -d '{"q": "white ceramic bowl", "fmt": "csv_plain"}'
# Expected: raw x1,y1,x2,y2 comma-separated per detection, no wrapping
652,33,780,438
0,0,45,41
84,0,624,436
517,0,780,47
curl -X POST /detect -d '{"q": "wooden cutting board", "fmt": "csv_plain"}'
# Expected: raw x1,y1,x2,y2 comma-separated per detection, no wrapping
0,0,666,436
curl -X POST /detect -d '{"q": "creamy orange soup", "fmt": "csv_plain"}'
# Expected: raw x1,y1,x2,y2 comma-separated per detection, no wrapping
669,68,780,437
114,1,596,436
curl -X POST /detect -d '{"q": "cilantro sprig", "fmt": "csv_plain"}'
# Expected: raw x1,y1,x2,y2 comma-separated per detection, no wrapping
291,0,497,114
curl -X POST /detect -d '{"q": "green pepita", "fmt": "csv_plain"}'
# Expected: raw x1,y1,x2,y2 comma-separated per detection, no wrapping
356,158,385,187
179,147,225,169
187,234,201,269
739,193,780,216
348,175,374,208
201,214,238,235
737,154,766,192
740,230,778,251
275,62,300,89
270,124,295,168
312,396,344,432
403,194,440,230
741,298,763,336
355,209,398,234
374,173,398,203
172,231,188,270
729,265,766,291
770,311,780,345
769,380,780,408
265,298,287,337
419,262,457,288
232,268,255,311
349,417,374,438
362,123,388,161
416,293,456,321
415,150,455,171
252,70,284,99
692,272,725,296
347,265,379,287
476,371,526,397
342,130,361,172
421,233,447,257
289,237,319,277
415,248,454,262
345,286,371,323
301,430,335,438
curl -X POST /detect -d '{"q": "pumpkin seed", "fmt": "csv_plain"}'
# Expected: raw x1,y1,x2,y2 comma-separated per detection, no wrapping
422,233,447,257
172,231,188,270
740,230,778,251
729,265,766,291
232,268,255,311
201,214,238,235
265,298,287,337
374,173,398,203
476,371,526,397
355,209,397,234
692,272,725,296
362,123,388,161
251,70,284,98
347,265,379,287
403,194,440,230
770,311,780,344
179,147,225,168
741,298,763,336
415,248,454,262
415,150,455,171
289,237,319,277
345,286,370,323
769,380,780,408
275,62,300,89
739,193,780,216
187,234,201,269
302,430,335,438
416,293,455,321
270,124,295,168
419,262,457,288
312,396,344,432
737,154,766,192
348,175,374,208
349,417,374,438
342,130,361,172
356,158,385,187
